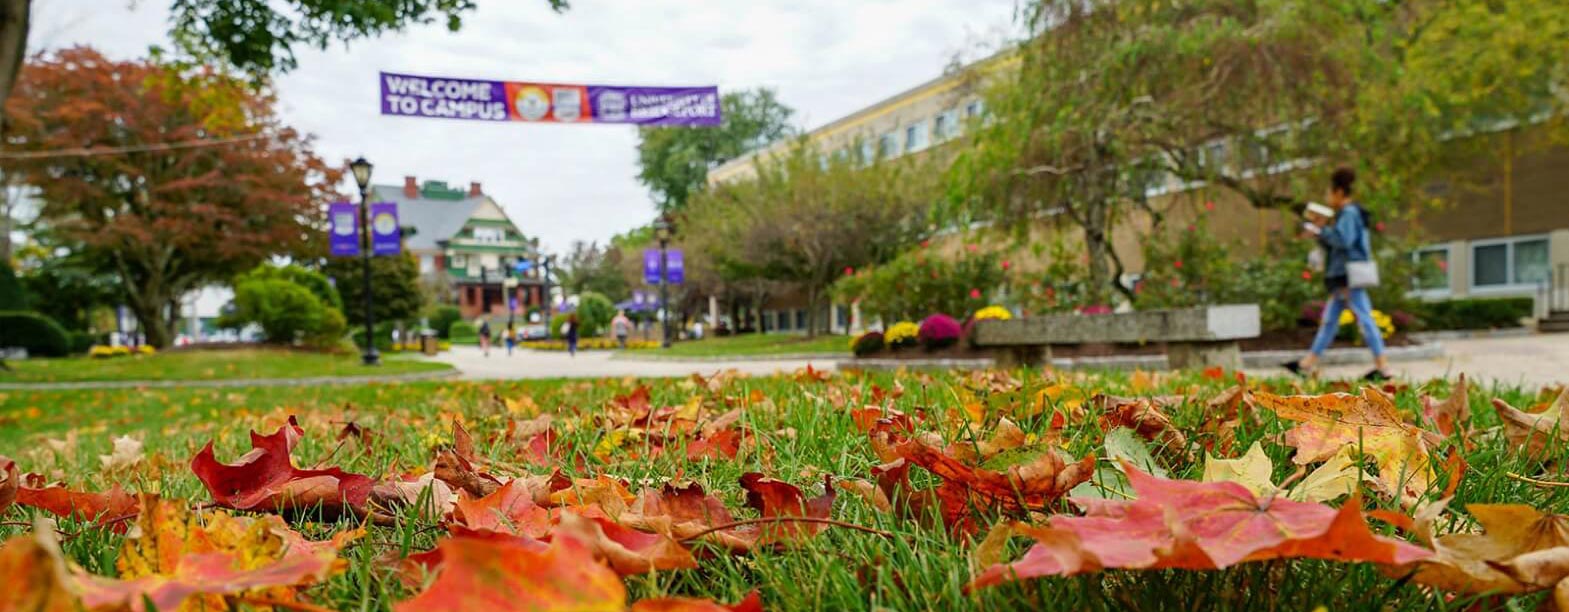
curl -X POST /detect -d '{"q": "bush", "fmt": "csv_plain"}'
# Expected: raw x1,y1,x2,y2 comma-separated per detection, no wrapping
236,263,342,312
430,306,463,339
884,321,920,349
449,321,479,344
918,314,962,350
1417,297,1533,331
576,292,616,337
227,279,340,347
0,261,25,311
68,331,98,355
0,311,70,357
350,320,397,352
550,313,571,338
851,331,885,357
834,246,1009,323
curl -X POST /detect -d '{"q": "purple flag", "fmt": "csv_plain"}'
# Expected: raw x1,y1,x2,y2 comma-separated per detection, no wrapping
667,249,684,284
329,202,358,257
643,249,661,284
369,202,401,256
380,72,721,126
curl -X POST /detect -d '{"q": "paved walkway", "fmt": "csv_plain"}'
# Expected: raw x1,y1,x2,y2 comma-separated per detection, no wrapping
1245,334,1569,388
0,369,455,391
426,346,836,380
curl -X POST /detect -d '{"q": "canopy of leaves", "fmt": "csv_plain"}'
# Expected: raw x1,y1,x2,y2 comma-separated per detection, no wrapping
324,252,425,327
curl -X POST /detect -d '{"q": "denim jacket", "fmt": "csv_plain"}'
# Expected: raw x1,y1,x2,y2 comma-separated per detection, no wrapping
1317,203,1370,279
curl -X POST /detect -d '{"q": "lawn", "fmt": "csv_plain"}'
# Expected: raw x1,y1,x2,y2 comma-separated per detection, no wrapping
0,347,452,383
0,368,1565,610
630,332,848,357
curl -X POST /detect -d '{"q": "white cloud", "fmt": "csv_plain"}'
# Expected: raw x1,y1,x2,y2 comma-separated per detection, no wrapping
32,0,1019,252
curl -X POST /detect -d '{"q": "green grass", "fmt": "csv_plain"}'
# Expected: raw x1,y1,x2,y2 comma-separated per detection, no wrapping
0,369,1562,610
631,332,848,357
0,347,452,383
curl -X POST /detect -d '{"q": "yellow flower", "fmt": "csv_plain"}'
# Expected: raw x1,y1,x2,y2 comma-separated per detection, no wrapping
1338,309,1395,339
973,305,1013,321
885,321,920,346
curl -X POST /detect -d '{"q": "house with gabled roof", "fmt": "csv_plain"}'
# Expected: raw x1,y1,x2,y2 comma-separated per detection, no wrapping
370,177,547,319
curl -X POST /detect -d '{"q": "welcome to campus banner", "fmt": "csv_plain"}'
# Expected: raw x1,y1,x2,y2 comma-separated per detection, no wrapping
379,71,721,126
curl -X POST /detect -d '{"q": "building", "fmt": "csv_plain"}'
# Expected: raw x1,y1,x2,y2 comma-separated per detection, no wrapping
708,53,1569,329
371,177,547,319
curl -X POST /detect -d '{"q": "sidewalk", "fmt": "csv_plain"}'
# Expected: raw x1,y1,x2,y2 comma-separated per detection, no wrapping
1245,334,1569,388
426,346,836,380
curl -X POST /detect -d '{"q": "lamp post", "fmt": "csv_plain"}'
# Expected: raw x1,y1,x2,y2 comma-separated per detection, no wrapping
349,156,379,366
653,217,672,348
542,254,557,321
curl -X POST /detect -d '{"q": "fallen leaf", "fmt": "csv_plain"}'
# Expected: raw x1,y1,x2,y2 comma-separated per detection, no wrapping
555,511,698,576
98,435,145,472
1493,387,1569,459
970,521,1018,573
740,473,836,546
394,534,625,612
453,480,554,539
1407,503,1569,596
0,455,16,514
1421,374,1470,438
629,592,763,612
1253,388,1436,506
972,462,1431,589
894,435,1094,522
16,483,140,531
191,416,377,517
1201,442,1361,503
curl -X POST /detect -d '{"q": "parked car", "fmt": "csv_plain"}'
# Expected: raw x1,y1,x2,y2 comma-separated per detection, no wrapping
519,323,549,340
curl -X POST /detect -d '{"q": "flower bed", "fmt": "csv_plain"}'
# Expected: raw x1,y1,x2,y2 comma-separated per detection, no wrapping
88,345,156,359
521,338,660,351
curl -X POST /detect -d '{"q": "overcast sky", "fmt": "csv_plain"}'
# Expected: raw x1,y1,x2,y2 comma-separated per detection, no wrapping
32,0,1021,253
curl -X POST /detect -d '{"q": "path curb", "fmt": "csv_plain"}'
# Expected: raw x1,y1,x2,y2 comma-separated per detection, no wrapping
838,342,1443,371
0,368,457,391
608,352,842,363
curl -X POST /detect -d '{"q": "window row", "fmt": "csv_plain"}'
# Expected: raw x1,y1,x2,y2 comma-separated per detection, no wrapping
1412,235,1551,293
846,99,986,164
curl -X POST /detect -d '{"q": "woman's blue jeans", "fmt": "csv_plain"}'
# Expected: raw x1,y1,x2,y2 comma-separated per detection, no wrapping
1310,288,1386,357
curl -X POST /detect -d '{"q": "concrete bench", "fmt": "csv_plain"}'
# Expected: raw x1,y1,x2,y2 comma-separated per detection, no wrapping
971,304,1261,370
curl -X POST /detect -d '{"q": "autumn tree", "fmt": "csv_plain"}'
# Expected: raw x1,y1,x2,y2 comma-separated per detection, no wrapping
3,47,337,347
557,240,628,302
683,144,937,335
636,88,797,213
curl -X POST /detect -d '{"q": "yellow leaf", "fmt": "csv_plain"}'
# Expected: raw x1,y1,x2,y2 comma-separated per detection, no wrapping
1202,442,1276,498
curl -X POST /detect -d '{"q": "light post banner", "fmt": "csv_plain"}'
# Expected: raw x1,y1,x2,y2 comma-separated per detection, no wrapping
329,201,359,257
667,249,684,284
380,72,721,126
643,249,661,285
369,202,401,256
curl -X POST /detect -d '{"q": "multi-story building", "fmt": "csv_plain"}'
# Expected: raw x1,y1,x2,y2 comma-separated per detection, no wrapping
707,54,1569,328
371,177,548,319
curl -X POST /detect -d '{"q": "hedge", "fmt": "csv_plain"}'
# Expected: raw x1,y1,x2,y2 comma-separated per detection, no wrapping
430,306,463,339
350,320,397,352
1417,297,1533,331
449,321,479,344
0,311,71,357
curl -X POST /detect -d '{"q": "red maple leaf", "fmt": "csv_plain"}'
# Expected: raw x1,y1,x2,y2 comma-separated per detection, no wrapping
190,416,376,517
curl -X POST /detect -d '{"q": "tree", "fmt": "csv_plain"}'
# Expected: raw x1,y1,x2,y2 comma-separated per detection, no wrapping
683,143,937,335
222,277,345,349
0,1,570,127
636,88,796,213
323,252,424,328
0,256,22,310
557,240,629,301
4,47,337,347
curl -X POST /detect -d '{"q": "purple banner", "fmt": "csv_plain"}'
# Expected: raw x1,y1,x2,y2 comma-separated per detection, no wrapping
667,249,684,285
380,72,721,126
643,249,661,284
329,201,358,257
369,202,401,256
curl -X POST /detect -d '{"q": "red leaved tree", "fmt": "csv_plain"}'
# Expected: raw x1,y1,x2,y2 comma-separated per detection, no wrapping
3,47,338,347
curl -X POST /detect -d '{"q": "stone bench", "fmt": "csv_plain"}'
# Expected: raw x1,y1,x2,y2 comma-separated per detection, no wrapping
971,304,1261,370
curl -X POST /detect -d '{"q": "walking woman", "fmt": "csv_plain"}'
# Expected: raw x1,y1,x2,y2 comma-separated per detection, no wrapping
1285,167,1392,381
564,313,581,357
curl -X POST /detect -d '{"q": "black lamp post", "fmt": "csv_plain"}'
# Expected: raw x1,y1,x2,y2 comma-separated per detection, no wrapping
653,217,672,348
349,156,379,366
541,254,557,321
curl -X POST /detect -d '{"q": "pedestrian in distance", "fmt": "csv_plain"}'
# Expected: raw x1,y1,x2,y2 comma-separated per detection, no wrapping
478,318,492,358
504,322,516,356
611,310,632,349
563,313,580,357
1285,167,1392,381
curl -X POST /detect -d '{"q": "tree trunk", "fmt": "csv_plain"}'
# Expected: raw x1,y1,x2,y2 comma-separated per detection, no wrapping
805,285,819,337
1082,199,1114,306
0,0,29,128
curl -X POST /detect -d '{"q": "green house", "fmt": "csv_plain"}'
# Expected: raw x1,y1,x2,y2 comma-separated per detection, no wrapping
371,177,546,319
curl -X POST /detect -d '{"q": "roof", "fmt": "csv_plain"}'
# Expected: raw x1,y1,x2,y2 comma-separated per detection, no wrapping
369,183,486,251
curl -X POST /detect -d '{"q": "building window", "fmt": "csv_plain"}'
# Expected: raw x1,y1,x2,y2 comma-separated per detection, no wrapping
964,100,985,118
795,309,807,331
859,140,875,165
419,255,434,274
473,227,505,244
450,254,468,269
934,109,959,140
1412,246,1450,293
1472,236,1550,289
879,131,900,158
1198,140,1230,172
774,311,790,332
904,123,929,153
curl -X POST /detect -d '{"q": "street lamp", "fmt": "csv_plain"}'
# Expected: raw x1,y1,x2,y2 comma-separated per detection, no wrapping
653,217,672,348
349,156,379,366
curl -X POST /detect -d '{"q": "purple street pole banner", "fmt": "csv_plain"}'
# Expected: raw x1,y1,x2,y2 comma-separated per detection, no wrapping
643,249,662,284
328,201,359,257
380,72,721,126
369,202,401,256
667,249,685,284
